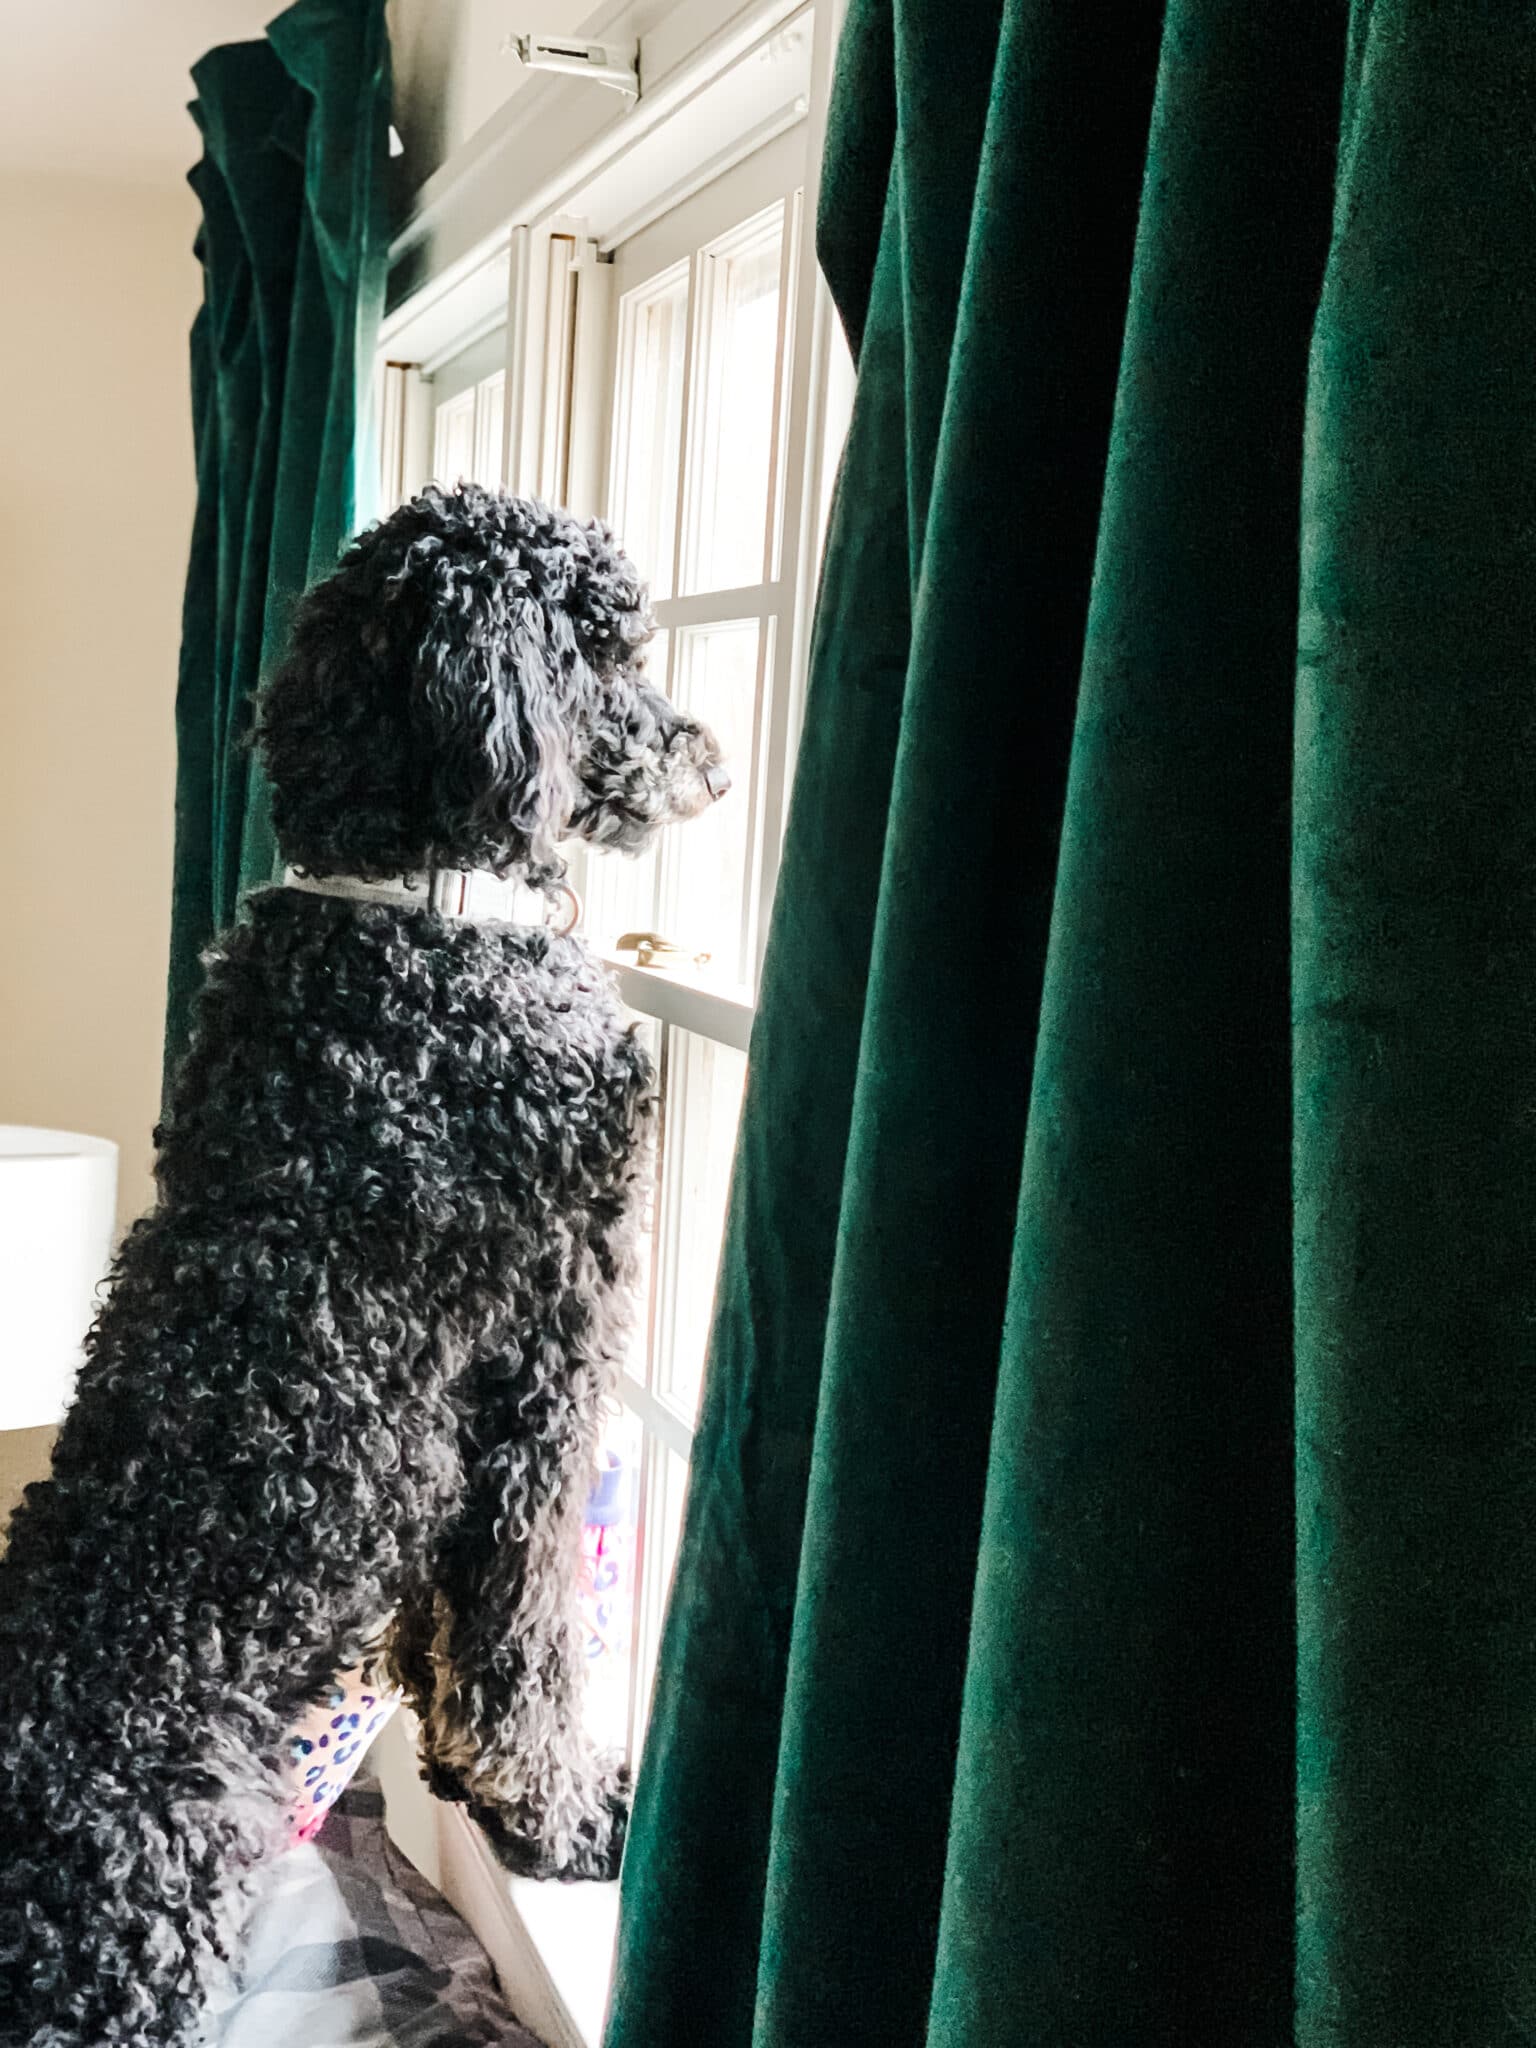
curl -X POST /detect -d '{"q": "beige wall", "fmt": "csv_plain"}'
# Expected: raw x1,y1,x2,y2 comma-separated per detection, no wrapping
0,171,200,1229
0,1428,55,1552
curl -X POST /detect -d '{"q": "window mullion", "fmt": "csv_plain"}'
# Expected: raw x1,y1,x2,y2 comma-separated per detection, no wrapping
649,1030,689,1407
673,248,706,598
651,581,784,632
616,1372,695,1461
765,190,798,586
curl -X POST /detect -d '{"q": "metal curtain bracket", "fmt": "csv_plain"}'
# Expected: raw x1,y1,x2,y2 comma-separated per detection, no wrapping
501,34,641,99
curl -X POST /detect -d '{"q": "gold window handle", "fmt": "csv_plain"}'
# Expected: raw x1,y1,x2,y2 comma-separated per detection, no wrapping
614,931,712,972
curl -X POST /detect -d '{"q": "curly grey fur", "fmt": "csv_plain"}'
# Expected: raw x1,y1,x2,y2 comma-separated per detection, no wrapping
0,486,725,2048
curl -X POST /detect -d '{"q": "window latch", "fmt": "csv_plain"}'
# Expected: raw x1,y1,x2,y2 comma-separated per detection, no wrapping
614,931,712,972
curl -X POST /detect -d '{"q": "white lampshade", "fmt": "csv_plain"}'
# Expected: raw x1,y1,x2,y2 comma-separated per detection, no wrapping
0,1127,118,1430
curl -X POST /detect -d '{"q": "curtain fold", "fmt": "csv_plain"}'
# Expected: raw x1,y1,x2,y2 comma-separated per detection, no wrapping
165,0,390,1075
608,3,1536,2044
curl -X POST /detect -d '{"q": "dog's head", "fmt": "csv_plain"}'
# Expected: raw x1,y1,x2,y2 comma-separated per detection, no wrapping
257,485,729,884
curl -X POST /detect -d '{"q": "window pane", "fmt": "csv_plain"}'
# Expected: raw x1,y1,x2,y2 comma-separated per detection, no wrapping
625,1013,662,1381
612,266,689,601
634,1442,693,1752
581,1403,642,1758
474,371,506,488
659,619,761,980
578,632,669,955
684,208,785,594
431,388,476,488
654,1026,747,1421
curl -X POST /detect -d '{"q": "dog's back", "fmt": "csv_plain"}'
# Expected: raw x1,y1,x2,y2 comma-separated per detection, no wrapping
0,886,651,2045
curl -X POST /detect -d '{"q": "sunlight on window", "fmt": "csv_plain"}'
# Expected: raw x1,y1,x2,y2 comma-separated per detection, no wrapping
581,1403,642,1759
612,266,690,601
572,153,823,1765
431,387,477,487
431,370,505,491
660,621,761,980
655,1031,747,1421
633,1443,692,1741
579,628,671,956
686,211,785,594
474,371,505,488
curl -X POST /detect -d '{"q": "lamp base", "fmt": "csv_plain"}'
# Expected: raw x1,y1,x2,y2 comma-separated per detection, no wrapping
0,1127,118,1430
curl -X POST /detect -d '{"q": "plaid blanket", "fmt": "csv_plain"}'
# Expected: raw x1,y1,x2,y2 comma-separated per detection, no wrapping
209,1776,545,2048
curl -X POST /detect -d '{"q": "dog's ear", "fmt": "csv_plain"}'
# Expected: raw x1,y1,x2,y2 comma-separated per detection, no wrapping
407,555,577,877
559,519,652,679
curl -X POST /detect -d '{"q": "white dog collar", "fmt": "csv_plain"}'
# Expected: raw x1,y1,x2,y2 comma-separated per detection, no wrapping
281,867,580,934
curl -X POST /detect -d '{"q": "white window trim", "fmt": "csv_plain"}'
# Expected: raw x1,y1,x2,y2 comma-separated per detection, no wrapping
374,1713,613,2048
582,135,803,990
386,0,814,294
558,133,794,1801
603,956,753,1051
374,0,847,2038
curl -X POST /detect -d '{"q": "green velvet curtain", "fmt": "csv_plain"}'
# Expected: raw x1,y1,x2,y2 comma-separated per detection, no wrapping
165,0,391,1074
608,4,1536,2043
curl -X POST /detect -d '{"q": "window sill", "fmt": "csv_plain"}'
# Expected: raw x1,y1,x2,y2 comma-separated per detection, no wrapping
602,952,754,1051
376,1715,619,2048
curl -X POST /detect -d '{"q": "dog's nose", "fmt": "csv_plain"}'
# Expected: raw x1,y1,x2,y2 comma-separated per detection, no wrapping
704,761,732,802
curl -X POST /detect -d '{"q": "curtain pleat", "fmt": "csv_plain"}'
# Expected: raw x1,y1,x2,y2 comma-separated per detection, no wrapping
1292,9,1536,2036
608,3,1536,2045
165,0,389,1076
928,5,1346,2038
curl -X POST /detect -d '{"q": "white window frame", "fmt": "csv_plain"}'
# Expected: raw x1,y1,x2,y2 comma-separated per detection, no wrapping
586,130,808,1773
371,1,850,2039
586,137,801,975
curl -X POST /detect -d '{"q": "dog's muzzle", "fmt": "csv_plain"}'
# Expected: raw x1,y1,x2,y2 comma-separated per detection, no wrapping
704,761,732,802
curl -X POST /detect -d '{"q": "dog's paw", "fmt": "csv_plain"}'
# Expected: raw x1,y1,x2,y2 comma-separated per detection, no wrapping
422,1756,473,1806
469,1765,630,1883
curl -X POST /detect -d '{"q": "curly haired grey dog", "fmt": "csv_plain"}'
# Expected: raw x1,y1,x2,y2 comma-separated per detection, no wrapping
0,485,728,2048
